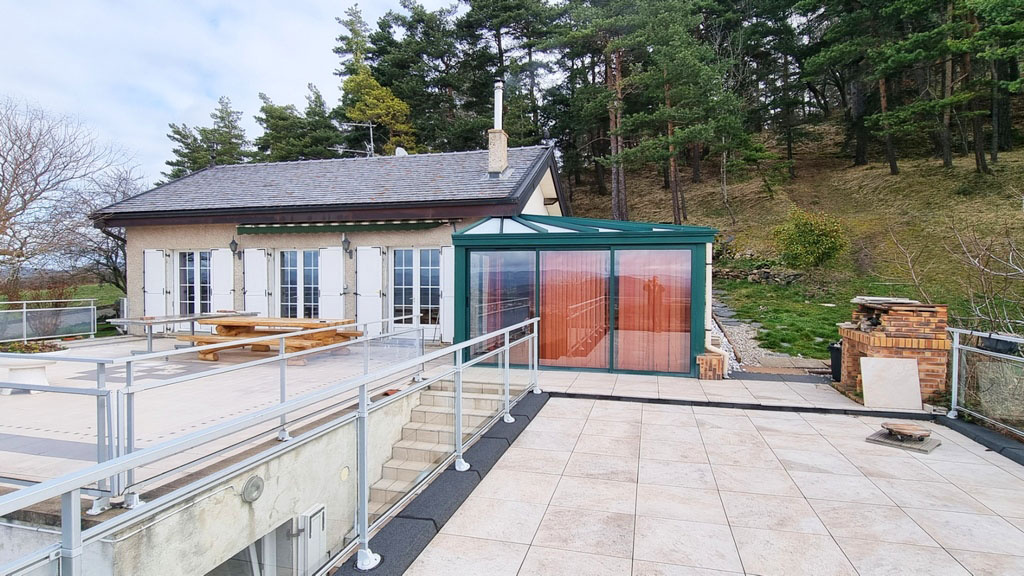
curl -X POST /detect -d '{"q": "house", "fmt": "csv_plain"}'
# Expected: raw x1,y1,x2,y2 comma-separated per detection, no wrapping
93,84,719,376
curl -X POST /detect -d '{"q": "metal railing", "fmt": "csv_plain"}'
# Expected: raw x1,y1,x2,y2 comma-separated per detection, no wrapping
0,299,97,343
0,317,540,576
947,328,1024,439
0,314,420,514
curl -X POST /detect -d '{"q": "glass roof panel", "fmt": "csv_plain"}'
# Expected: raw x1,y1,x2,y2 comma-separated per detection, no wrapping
531,221,575,233
501,219,537,233
464,219,502,234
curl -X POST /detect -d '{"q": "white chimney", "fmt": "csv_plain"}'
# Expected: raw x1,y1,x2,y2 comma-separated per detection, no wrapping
493,80,503,130
488,80,508,176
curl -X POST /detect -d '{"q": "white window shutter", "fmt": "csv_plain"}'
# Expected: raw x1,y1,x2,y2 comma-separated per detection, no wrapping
210,248,235,312
143,250,167,331
243,248,270,317
440,246,455,343
319,247,345,319
356,246,383,337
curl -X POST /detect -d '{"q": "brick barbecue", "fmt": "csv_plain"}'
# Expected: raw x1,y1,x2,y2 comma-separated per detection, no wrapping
837,297,951,403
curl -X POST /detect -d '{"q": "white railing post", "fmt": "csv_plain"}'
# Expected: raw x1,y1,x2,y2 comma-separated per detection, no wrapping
60,489,82,576
947,330,960,419
502,331,514,424
454,349,470,472
531,320,542,394
21,302,27,343
363,335,370,375
88,363,111,516
355,382,380,570
123,362,143,508
277,337,290,441
416,325,426,381
90,300,97,339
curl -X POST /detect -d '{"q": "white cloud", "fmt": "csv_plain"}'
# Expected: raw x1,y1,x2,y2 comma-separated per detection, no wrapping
2,0,448,186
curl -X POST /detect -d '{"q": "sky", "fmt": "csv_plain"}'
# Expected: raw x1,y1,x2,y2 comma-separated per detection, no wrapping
2,0,447,187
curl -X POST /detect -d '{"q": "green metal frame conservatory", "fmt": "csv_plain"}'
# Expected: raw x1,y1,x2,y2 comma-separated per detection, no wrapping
453,215,717,377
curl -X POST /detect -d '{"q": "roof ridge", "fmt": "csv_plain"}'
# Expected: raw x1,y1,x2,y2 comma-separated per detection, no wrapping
219,145,551,169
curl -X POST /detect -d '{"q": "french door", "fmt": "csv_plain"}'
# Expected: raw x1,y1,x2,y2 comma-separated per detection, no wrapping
279,250,320,319
176,251,212,331
391,248,441,330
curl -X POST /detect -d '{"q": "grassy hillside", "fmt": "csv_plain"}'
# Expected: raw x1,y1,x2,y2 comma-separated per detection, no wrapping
571,126,1024,358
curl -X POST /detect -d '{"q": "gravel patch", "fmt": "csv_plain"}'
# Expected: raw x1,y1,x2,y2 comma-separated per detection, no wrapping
713,298,791,369
710,317,742,374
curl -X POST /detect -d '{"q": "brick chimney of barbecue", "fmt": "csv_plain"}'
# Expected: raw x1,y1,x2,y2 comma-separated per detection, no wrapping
488,80,508,177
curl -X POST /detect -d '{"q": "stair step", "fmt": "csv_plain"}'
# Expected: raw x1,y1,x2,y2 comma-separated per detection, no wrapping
370,477,413,504
419,389,506,410
401,421,473,444
392,439,450,463
411,404,495,426
428,380,506,394
381,458,435,483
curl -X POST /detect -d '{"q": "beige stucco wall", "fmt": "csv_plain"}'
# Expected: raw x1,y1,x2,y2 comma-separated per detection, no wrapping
125,223,460,332
521,170,562,216
122,170,561,334
109,391,421,576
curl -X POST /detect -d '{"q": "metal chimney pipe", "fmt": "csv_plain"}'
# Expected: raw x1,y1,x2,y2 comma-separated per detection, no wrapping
494,80,504,131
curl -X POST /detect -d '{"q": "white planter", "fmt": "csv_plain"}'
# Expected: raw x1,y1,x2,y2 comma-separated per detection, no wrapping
0,349,67,395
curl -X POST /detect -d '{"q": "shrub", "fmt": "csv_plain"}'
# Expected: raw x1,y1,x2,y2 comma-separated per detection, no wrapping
772,209,847,268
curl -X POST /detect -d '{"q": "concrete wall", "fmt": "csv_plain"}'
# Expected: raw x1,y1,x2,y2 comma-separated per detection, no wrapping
109,391,421,576
0,523,112,576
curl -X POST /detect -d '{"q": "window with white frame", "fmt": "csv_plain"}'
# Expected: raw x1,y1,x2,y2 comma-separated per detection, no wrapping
178,251,212,315
391,248,441,325
280,250,320,318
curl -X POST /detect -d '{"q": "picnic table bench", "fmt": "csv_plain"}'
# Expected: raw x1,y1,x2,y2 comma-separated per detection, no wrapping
109,311,258,354
175,317,363,363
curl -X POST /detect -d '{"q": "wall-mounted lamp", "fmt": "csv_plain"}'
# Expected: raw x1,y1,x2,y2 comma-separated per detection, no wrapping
229,237,242,260
342,233,353,259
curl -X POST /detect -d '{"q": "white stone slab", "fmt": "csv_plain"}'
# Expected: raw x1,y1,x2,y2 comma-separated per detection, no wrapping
860,358,922,410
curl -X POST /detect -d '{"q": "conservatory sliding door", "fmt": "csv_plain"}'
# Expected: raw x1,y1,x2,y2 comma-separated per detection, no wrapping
468,251,535,356
614,249,692,373
539,251,610,369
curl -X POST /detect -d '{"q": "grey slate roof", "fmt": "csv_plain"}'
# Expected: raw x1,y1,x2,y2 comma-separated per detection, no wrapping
96,146,553,216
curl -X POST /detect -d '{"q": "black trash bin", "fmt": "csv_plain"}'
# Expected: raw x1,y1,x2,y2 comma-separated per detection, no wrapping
828,341,842,382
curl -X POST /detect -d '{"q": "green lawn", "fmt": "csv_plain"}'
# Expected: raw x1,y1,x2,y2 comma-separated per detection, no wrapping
72,284,125,308
715,271,934,359
716,279,848,359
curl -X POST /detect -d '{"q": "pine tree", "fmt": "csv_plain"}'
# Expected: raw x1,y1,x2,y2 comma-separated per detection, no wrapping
253,95,306,162
334,4,371,77
341,66,416,154
160,97,250,182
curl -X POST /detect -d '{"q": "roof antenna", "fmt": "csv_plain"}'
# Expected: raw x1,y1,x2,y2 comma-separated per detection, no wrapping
208,142,218,168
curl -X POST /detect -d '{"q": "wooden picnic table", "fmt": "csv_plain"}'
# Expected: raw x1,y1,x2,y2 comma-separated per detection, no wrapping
177,317,363,362
109,311,258,354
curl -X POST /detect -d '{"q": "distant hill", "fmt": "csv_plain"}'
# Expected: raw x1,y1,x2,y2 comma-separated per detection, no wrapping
572,122,1024,310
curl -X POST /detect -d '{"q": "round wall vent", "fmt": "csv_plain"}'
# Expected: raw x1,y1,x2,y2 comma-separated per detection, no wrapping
241,475,265,503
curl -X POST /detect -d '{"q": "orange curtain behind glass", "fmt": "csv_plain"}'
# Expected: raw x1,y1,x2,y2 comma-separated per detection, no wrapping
539,251,610,369
614,250,691,372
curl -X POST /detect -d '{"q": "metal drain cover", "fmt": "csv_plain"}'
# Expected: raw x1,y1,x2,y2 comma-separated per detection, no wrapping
866,429,942,454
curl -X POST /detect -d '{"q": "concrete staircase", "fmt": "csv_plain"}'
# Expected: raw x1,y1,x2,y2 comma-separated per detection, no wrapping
367,380,512,521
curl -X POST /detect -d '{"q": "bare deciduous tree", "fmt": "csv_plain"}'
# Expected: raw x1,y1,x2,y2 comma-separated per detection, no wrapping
886,227,934,304
948,224,1024,335
68,166,142,293
0,98,114,295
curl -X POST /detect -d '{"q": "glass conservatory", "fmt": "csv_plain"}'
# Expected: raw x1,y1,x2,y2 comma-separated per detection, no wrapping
453,215,717,377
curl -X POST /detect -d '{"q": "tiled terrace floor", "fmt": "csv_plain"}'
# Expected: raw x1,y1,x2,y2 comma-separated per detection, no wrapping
537,371,884,412
406,397,1024,576
0,334,426,484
